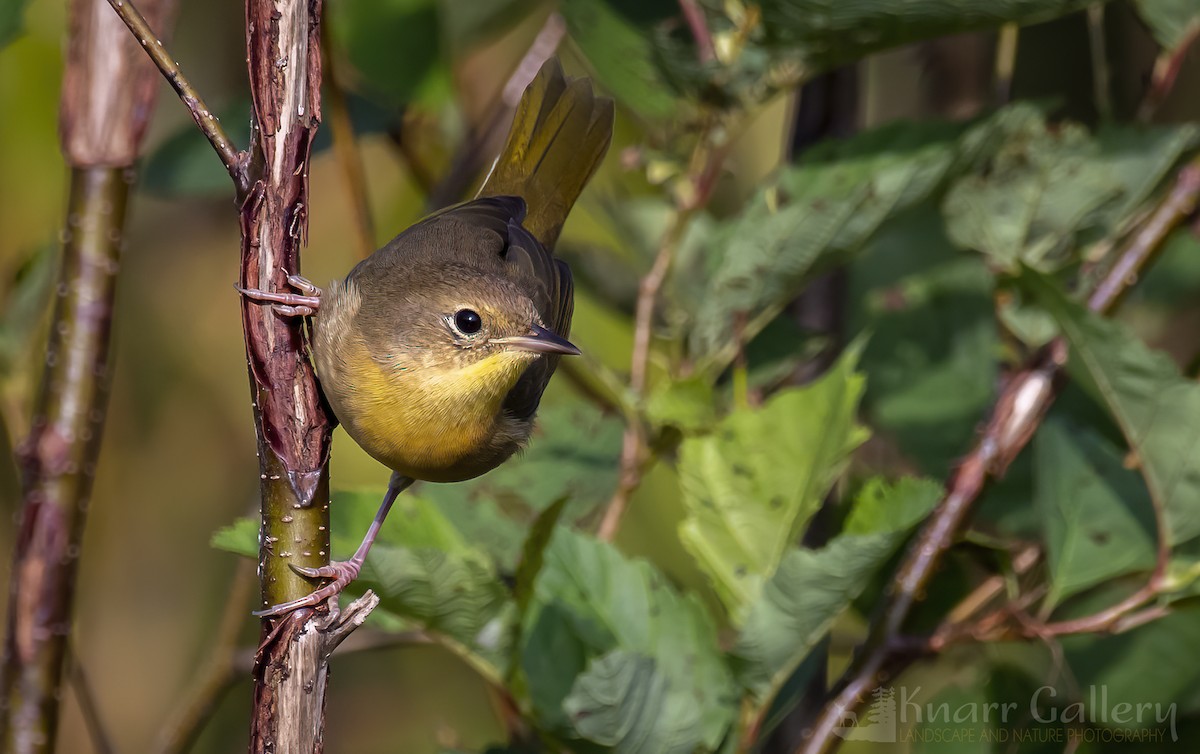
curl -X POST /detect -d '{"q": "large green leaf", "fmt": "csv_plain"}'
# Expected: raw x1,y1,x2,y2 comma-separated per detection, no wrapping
684,107,1025,362
563,650,704,754
1134,0,1200,53
944,118,1199,272
734,477,942,704
851,207,998,476
678,346,868,622
1035,419,1158,608
330,0,448,107
1026,272,1200,545
421,401,624,567
561,0,684,122
521,529,736,749
212,489,510,679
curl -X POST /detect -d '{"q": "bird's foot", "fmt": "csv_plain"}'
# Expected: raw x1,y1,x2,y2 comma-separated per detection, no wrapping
252,559,361,617
237,274,322,316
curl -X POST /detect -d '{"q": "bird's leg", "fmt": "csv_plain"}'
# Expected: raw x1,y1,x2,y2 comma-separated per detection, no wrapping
253,472,414,617
237,274,322,316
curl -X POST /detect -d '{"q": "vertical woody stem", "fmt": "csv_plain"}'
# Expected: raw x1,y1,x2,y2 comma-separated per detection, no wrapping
0,1,174,751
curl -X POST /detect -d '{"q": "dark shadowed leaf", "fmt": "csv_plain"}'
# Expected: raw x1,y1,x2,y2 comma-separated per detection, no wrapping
563,650,704,754
521,529,736,749
678,345,868,622
1026,271,1200,544
1035,419,1158,608
735,478,942,704
850,207,997,476
330,0,447,106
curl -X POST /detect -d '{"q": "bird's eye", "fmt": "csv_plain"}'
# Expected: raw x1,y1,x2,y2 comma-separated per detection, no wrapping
454,308,483,335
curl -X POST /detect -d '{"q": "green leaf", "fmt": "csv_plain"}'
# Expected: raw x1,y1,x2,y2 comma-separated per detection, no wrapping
212,490,510,680
1134,0,1200,54
735,477,942,704
0,244,55,379
1025,271,1200,544
421,401,624,566
330,0,447,107
944,117,1199,272
0,0,31,49
561,0,684,121
851,207,998,476
644,376,717,433
686,107,1026,362
521,529,736,748
1035,419,1158,608
563,650,704,754
678,345,869,622
512,498,568,618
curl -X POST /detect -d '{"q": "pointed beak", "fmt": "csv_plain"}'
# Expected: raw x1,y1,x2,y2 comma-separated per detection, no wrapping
491,323,581,356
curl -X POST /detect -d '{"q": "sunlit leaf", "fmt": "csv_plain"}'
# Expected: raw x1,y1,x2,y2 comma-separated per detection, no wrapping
685,107,1026,362
521,529,736,748
561,0,684,121
944,117,1199,272
421,401,623,566
735,477,942,703
1026,271,1200,544
678,345,868,622
644,376,717,433
1035,419,1158,608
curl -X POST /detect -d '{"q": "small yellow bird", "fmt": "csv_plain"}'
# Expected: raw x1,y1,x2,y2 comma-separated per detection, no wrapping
240,59,613,615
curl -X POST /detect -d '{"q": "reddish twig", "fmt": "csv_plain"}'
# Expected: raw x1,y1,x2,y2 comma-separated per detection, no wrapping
1137,26,1200,123
798,155,1200,754
679,0,716,63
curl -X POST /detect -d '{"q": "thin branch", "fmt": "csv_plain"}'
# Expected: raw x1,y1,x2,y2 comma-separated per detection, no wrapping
151,558,256,754
1,3,177,747
993,23,1019,106
321,24,375,258
679,0,716,63
1138,27,1200,123
798,155,1200,754
597,133,724,542
1086,4,1112,120
103,0,246,193
67,654,114,754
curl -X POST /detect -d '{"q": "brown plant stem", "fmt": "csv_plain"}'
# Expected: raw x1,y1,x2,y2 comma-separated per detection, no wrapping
67,653,113,754
103,0,246,193
798,156,1200,754
1,2,175,751
597,131,724,542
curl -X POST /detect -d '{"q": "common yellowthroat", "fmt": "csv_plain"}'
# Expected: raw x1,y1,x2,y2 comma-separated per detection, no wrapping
240,59,614,615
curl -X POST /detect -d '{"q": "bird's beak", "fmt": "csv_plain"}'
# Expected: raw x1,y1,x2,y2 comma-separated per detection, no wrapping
491,323,581,356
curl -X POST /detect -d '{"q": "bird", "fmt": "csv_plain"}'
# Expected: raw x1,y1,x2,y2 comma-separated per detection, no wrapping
238,58,614,616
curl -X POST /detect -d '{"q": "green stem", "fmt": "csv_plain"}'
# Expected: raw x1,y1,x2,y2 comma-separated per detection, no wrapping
1,167,128,754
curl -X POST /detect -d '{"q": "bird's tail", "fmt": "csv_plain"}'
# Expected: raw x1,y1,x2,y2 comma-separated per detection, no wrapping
478,58,614,249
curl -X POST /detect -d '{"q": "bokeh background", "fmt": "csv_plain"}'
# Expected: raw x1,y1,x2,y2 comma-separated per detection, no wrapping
4,1,1200,752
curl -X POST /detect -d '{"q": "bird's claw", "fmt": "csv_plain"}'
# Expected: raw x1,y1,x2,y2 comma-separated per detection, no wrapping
251,559,362,618
237,274,322,317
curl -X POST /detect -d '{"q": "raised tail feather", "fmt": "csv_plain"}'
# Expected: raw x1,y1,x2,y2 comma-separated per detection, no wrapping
478,58,615,250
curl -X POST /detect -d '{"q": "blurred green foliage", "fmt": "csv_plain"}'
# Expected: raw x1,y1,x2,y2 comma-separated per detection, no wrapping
9,0,1200,752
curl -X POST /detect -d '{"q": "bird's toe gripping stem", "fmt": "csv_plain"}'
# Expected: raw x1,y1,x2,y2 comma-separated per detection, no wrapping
237,274,322,316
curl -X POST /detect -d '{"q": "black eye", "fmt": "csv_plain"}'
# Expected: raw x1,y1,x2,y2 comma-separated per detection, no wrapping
454,309,483,335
